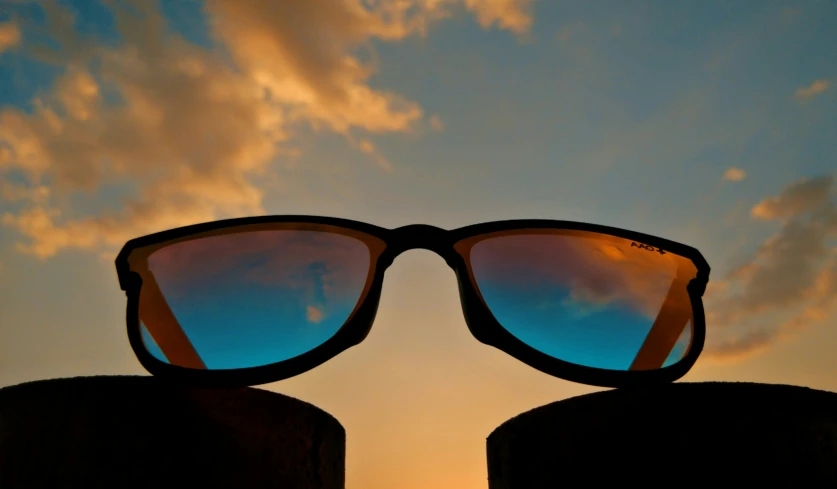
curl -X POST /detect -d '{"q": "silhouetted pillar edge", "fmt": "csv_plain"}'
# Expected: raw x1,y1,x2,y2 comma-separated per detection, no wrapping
487,382,837,488
0,375,345,489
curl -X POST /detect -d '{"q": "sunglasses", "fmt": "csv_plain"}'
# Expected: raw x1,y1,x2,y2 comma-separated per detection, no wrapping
115,216,710,389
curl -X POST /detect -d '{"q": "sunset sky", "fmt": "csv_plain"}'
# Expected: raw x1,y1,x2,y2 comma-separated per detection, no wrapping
1,1,836,488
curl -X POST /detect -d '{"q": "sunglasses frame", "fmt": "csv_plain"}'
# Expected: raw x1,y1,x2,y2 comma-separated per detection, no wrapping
115,215,710,389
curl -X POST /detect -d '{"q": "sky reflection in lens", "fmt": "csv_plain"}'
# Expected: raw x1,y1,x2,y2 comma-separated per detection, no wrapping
137,228,372,370
468,231,696,370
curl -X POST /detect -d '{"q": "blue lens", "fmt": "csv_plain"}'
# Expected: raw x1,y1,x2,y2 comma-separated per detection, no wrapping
467,231,696,371
133,226,372,370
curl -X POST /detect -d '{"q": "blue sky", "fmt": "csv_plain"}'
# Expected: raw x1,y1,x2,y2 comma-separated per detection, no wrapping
1,1,836,488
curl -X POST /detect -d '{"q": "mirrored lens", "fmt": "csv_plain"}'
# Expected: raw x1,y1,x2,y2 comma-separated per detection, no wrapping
133,227,373,370
467,231,697,371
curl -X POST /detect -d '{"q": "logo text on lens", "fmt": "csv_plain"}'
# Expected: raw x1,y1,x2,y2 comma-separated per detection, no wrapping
631,242,666,255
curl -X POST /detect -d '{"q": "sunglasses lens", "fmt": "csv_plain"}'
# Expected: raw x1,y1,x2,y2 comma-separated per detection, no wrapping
134,227,372,370
467,231,698,371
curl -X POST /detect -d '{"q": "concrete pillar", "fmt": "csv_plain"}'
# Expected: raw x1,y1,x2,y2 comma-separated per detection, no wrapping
487,382,837,488
0,376,345,489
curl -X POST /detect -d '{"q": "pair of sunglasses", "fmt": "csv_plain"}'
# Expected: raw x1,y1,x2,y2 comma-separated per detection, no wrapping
114,216,710,389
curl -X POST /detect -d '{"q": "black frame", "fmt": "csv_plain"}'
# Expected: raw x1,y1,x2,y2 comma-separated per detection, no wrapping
115,215,710,389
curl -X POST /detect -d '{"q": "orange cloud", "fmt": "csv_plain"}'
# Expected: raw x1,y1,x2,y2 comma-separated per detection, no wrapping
352,137,392,171
750,175,833,220
1,0,533,260
127,225,376,330
462,0,534,34
464,230,698,321
428,114,445,132
703,175,837,360
0,22,21,53
307,305,326,323
794,79,830,98
722,167,746,182
1,182,49,204
204,0,424,134
140,225,372,291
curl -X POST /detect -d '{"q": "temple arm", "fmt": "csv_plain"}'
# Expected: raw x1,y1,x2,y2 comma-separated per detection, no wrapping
628,266,693,371
137,270,207,370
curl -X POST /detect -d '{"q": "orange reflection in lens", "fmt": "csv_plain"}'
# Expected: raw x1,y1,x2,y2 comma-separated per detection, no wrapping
126,223,386,370
456,229,699,371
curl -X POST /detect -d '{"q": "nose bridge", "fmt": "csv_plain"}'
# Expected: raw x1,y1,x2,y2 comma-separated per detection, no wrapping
389,224,452,257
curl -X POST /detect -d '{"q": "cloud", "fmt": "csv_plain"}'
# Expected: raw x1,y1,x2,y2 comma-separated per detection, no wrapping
1,16,280,255
703,175,837,360
307,305,326,323
0,0,533,260
204,0,425,135
357,139,376,154
462,0,534,35
136,225,374,319
428,114,445,132
0,22,21,53
1,181,49,204
352,137,392,171
750,175,833,220
722,167,747,182
465,231,698,321
794,79,830,98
